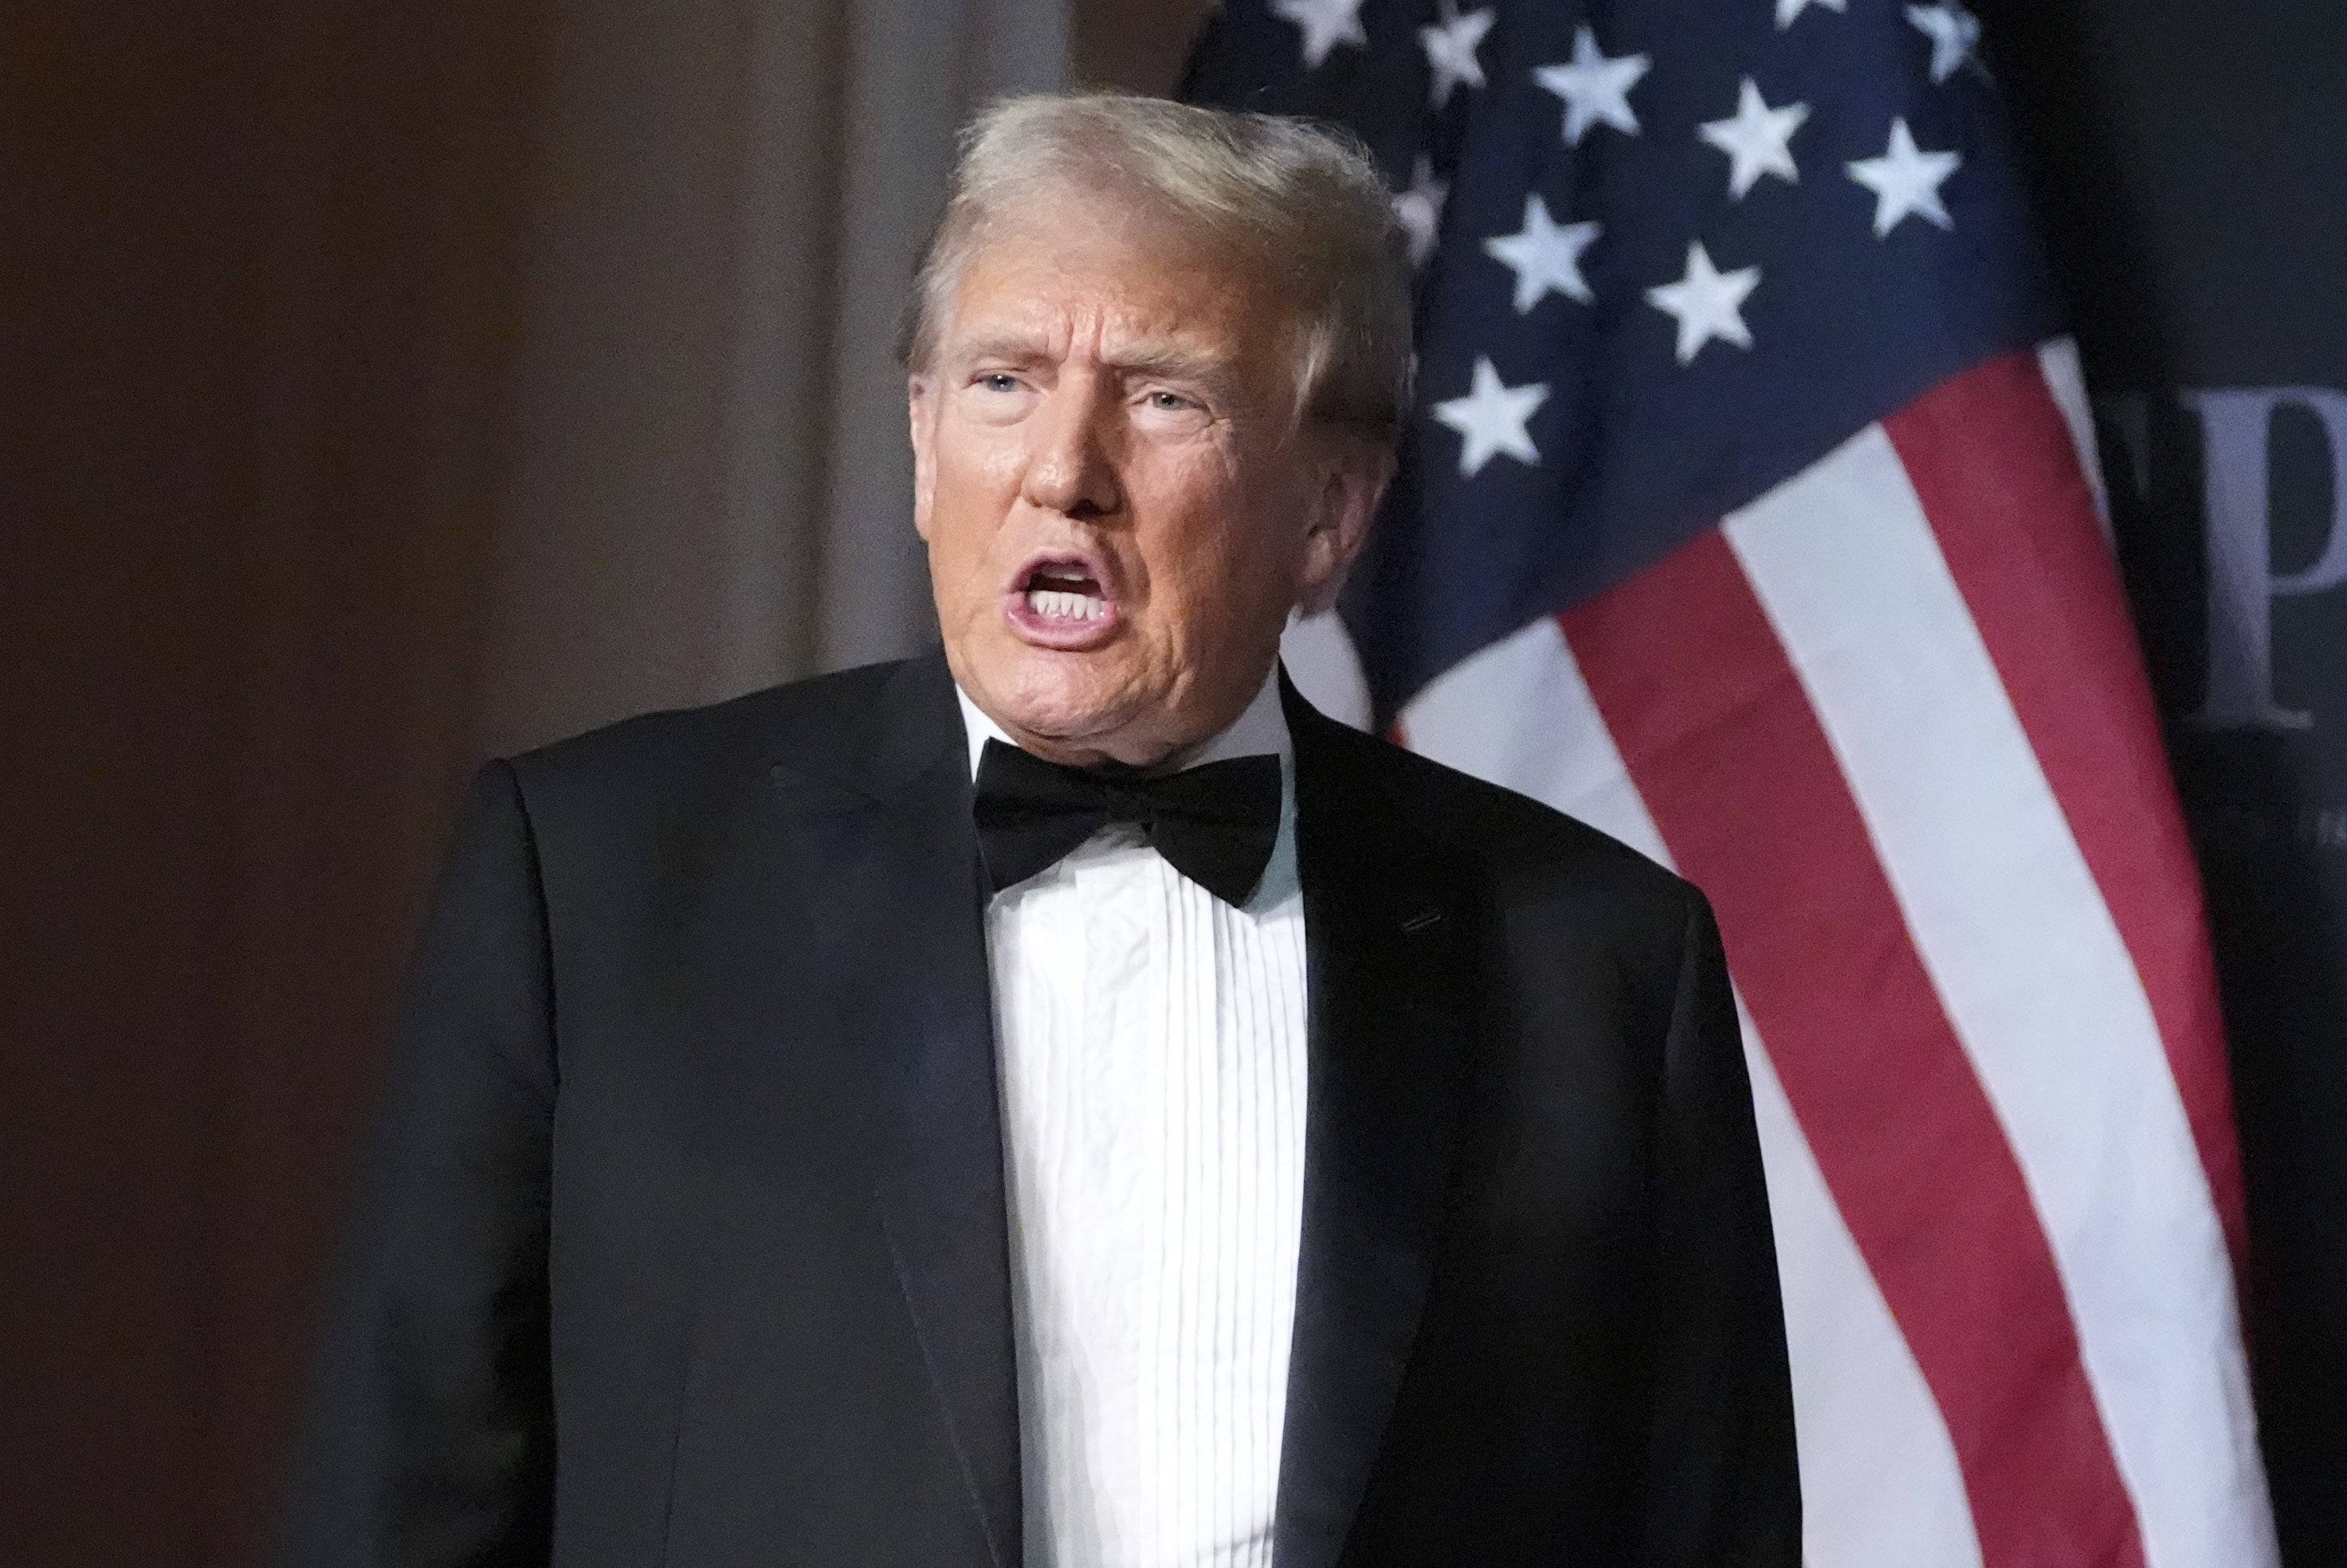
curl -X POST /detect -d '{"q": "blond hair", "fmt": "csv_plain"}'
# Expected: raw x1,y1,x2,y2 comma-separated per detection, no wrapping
901,93,1415,442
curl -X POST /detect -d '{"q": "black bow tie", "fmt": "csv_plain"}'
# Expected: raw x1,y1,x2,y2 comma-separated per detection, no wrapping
973,738,1282,907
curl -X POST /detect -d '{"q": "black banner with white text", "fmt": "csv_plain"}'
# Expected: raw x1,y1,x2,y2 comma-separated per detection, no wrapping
1983,5,2347,1560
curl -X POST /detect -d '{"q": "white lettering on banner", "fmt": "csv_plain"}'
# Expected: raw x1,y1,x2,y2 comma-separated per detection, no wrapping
2179,387,2347,730
2303,808,2347,851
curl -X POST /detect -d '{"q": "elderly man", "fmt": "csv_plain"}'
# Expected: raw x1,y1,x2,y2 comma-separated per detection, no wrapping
283,95,1797,1568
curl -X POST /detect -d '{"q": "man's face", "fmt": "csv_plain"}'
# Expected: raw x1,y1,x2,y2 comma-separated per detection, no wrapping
910,186,1383,768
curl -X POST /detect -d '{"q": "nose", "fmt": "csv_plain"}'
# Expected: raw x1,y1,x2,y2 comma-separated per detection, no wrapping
1020,372,1123,521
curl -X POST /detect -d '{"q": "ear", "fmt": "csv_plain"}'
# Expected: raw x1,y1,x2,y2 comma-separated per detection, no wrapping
1293,437,1391,617
908,373,939,541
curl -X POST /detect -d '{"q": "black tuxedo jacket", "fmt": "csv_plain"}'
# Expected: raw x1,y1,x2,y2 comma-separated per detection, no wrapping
282,652,1797,1567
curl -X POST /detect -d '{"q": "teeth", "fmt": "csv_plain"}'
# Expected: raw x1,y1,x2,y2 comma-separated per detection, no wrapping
1026,588,1105,621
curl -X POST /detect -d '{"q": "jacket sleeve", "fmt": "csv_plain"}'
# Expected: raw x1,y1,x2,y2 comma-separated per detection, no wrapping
279,761,557,1567
1642,888,1802,1566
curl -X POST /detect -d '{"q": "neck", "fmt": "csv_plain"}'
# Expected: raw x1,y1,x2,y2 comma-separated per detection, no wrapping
956,667,1290,781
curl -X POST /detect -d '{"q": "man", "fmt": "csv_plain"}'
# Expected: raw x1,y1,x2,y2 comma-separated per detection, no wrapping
283,95,1797,1567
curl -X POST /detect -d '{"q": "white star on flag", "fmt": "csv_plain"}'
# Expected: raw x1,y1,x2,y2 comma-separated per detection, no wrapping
1417,4,1495,108
1698,77,1811,200
1533,25,1650,146
1775,0,1847,28
1271,0,1368,71
1646,241,1760,365
1483,194,1599,312
1906,2,1982,84
1433,356,1548,477
1847,117,1961,235
1391,155,1450,269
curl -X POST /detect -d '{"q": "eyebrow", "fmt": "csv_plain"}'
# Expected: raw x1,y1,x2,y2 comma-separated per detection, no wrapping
950,333,1246,402
1110,344,1242,397
949,331,1054,368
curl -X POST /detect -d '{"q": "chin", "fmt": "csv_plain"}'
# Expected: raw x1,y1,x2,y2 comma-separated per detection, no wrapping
982,649,1142,745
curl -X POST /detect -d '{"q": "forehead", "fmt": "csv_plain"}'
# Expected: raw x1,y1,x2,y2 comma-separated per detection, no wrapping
940,187,1295,370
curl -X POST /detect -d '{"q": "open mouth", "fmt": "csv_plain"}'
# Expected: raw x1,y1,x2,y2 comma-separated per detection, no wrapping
1006,555,1120,646
1022,561,1110,622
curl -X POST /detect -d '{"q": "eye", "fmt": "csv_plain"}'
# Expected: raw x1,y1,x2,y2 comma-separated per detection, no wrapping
977,372,1021,394
1145,390,1195,412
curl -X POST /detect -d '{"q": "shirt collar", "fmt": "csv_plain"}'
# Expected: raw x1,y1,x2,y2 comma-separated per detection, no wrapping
955,665,1291,783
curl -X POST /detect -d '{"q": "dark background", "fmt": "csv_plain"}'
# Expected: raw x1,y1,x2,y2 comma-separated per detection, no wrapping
4,2,2338,1563
1978,5,2347,1560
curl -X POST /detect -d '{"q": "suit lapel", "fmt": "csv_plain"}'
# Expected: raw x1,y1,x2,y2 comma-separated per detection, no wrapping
759,660,1468,1568
1273,681,1478,1568
772,654,1022,1568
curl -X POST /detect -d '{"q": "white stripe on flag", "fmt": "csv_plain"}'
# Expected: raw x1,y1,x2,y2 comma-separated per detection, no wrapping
2037,336,2110,531
1403,615,1982,1568
1400,616,1665,858
1739,1005,1984,1568
1723,424,2268,1568
1280,609,1374,731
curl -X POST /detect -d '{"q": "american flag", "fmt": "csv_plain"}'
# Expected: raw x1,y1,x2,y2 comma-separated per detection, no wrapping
1184,2,2276,1564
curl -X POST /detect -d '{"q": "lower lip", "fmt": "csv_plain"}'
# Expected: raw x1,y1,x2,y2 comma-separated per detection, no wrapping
1003,589,1121,649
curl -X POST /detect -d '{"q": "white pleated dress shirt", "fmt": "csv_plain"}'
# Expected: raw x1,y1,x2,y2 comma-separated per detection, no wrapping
958,675,1309,1568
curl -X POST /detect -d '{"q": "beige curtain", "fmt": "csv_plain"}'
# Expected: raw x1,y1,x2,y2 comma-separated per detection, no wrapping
6,6,1082,1564
474,0,1070,757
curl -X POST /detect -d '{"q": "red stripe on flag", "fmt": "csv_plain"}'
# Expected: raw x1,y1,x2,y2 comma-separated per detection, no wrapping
1561,532,2147,1568
1884,352,2248,1272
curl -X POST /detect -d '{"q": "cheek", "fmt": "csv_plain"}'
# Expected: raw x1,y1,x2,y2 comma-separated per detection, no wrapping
928,433,1022,572
1146,475,1305,632
948,425,1022,488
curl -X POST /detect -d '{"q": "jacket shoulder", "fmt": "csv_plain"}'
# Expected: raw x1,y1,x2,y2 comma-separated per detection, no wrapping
1302,708,1700,929
503,659,913,804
